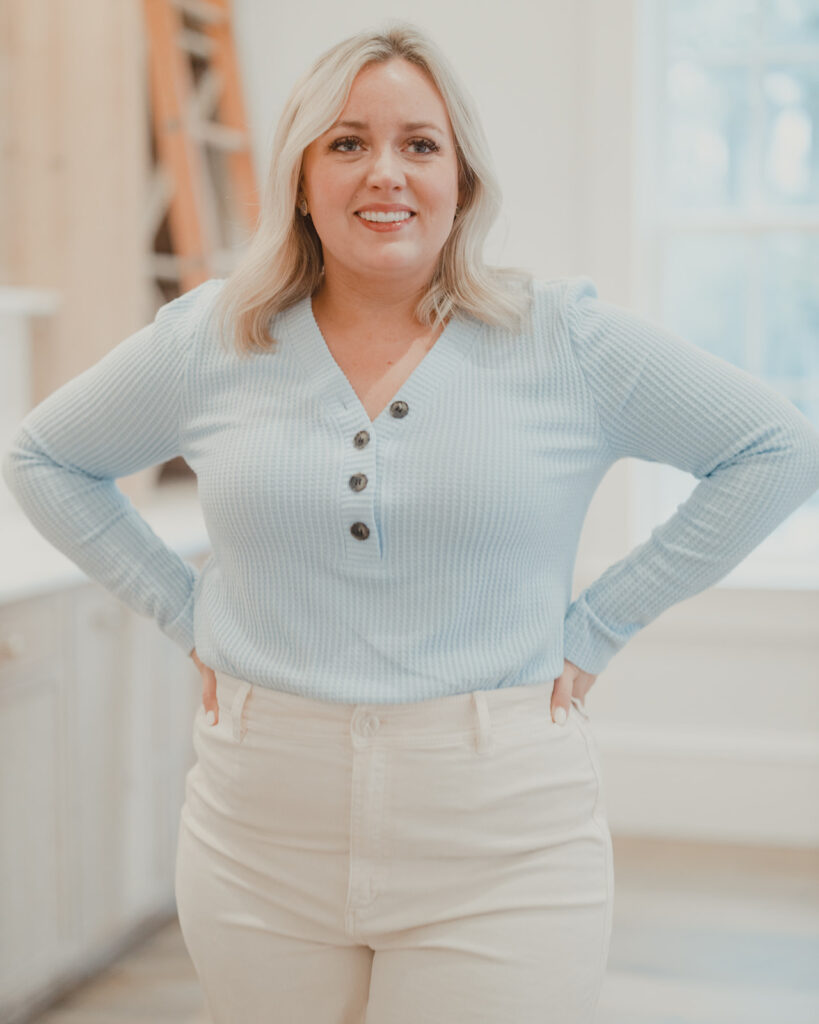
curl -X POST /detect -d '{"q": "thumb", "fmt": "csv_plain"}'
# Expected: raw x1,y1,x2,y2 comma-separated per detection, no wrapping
550,667,574,726
201,664,219,726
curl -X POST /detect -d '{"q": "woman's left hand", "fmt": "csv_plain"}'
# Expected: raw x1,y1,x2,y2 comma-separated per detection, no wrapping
551,658,597,725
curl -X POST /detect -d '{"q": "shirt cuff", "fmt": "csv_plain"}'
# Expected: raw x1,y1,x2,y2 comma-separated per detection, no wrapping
161,566,199,655
562,591,632,675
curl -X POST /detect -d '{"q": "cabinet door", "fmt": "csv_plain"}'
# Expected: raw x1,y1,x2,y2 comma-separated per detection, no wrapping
149,628,201,892
121,612,200,922
0,593,72,1011
72,585,131,954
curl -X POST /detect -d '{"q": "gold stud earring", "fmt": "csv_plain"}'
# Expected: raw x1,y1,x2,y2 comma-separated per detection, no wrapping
298,197,308,216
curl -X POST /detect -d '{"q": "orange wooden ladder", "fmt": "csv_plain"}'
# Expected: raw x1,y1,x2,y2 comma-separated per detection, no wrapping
142,0,258,294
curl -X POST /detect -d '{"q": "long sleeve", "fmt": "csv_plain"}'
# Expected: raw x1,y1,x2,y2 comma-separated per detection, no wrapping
1,283,213,656
561,276,819,676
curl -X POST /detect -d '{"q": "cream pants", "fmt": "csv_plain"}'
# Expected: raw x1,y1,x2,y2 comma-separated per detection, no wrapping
175,670,614,1023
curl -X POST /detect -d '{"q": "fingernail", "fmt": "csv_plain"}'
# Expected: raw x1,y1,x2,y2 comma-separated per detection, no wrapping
553,705,567,726
205,709,216,726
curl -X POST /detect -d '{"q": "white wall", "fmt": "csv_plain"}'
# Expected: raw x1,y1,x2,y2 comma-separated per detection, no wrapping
233,0,618,279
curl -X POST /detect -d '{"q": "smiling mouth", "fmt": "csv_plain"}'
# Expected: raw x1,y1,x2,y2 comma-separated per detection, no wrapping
355,211,417,220
353,211,418,234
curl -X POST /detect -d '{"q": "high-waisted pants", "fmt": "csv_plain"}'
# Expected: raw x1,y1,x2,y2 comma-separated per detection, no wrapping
174,670,614,1023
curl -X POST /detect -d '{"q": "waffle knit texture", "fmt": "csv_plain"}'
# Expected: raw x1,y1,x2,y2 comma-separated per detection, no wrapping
4,276,819,703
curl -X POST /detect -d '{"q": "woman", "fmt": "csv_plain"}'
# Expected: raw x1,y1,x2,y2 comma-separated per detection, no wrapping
4,19,819,1024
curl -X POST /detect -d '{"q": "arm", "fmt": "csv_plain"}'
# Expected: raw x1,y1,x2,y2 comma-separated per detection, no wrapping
1,282,217,655
561,276,819,675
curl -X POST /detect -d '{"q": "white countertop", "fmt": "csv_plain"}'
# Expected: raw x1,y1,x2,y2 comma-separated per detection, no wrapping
0,479,211,605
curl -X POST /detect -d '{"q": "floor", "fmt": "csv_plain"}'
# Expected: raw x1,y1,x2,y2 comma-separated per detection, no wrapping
32,837,819,1024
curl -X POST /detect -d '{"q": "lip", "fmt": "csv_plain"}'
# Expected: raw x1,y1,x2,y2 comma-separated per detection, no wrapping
355,203,416,213
355,210,416,233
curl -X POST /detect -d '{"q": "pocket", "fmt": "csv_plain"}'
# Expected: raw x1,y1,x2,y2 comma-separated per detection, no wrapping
570,694,591,721
217,676,253,745
191,695,240,803
570,699,608,817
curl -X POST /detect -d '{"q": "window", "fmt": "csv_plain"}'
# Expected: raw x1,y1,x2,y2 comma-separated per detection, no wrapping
634,0,819,586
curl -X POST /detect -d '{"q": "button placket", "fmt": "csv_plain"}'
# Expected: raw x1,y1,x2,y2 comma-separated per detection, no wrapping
345,402,409,551
346,425,374,547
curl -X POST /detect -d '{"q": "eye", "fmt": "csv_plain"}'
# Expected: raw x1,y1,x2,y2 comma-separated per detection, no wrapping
329,136,361,152
408,137,440,154
327,136,441,155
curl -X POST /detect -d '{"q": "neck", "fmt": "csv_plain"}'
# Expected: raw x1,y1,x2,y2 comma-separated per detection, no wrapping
311,271,439,343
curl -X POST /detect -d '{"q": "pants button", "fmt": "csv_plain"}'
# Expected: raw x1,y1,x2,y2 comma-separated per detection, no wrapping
355,712,380,736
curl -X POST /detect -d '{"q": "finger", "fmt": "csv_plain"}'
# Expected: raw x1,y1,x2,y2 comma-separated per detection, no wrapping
550,672,574,725
202,666,219,726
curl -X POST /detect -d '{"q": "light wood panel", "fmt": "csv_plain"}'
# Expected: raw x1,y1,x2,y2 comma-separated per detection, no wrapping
3,0,158,503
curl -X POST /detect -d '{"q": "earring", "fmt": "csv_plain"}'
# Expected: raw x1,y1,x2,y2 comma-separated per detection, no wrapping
454,205,462,217
298,197,308,216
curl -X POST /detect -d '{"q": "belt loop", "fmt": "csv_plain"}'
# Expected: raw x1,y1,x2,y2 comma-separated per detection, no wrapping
231,680,253,743
471,690,493,754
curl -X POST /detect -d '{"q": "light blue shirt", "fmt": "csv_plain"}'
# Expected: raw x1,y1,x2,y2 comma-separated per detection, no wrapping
4,276,819,703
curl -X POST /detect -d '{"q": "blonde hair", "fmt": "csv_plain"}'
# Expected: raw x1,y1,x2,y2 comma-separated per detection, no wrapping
212,18,534,356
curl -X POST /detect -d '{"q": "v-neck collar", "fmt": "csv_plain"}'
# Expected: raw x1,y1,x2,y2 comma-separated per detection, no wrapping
277,291,484,431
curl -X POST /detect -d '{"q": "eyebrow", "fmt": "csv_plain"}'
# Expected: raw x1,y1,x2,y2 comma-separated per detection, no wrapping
327,119,445,134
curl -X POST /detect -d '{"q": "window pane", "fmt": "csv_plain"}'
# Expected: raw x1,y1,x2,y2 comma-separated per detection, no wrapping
665,61,753,207
666,0,757,52
655,1,819,568
762,65,819,204
760,233,819,385
662,233,749,367
762,0,819,46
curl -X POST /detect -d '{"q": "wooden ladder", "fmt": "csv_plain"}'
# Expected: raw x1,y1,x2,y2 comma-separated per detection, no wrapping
141,0,258,296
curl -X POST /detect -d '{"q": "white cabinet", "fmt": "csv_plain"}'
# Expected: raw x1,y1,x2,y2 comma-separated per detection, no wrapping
72,587,135,953
0,568,205,1022
120,610,199,925
0,594,72,1015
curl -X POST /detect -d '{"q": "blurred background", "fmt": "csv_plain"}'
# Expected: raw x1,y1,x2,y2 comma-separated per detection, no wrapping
1,0,817,1021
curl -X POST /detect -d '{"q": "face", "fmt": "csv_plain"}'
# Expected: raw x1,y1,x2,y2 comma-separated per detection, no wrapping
299,57,462,290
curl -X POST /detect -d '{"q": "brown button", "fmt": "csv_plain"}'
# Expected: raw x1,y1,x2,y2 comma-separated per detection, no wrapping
350,522,370,540
390,400,408,418
349,473,367,491
354,430,370,448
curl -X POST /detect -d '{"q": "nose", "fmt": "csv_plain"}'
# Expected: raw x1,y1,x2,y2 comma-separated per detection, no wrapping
364,144,407,189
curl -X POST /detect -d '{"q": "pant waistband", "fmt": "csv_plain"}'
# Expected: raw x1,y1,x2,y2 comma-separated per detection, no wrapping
213,670,569,751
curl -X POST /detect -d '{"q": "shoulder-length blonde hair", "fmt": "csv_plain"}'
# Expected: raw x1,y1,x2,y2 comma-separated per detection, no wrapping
213,18,534,357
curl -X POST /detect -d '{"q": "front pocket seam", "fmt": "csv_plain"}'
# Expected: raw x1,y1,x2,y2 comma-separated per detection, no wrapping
570,695,591,721
229,680,253,744
571,705,614,1012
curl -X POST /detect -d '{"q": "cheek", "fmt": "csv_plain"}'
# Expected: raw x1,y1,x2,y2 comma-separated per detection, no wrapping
423,175,460,215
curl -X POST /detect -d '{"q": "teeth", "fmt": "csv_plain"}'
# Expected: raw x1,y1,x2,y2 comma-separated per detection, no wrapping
357,210,413,222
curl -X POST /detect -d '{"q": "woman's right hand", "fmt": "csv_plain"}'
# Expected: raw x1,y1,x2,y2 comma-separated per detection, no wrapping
190,647,219,725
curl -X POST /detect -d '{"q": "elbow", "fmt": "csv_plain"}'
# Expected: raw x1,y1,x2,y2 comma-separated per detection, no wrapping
807,441,819,496
785,422,819,498
1,425,49,501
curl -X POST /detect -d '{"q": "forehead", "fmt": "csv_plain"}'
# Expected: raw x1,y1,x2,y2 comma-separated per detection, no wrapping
338,58,451,126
